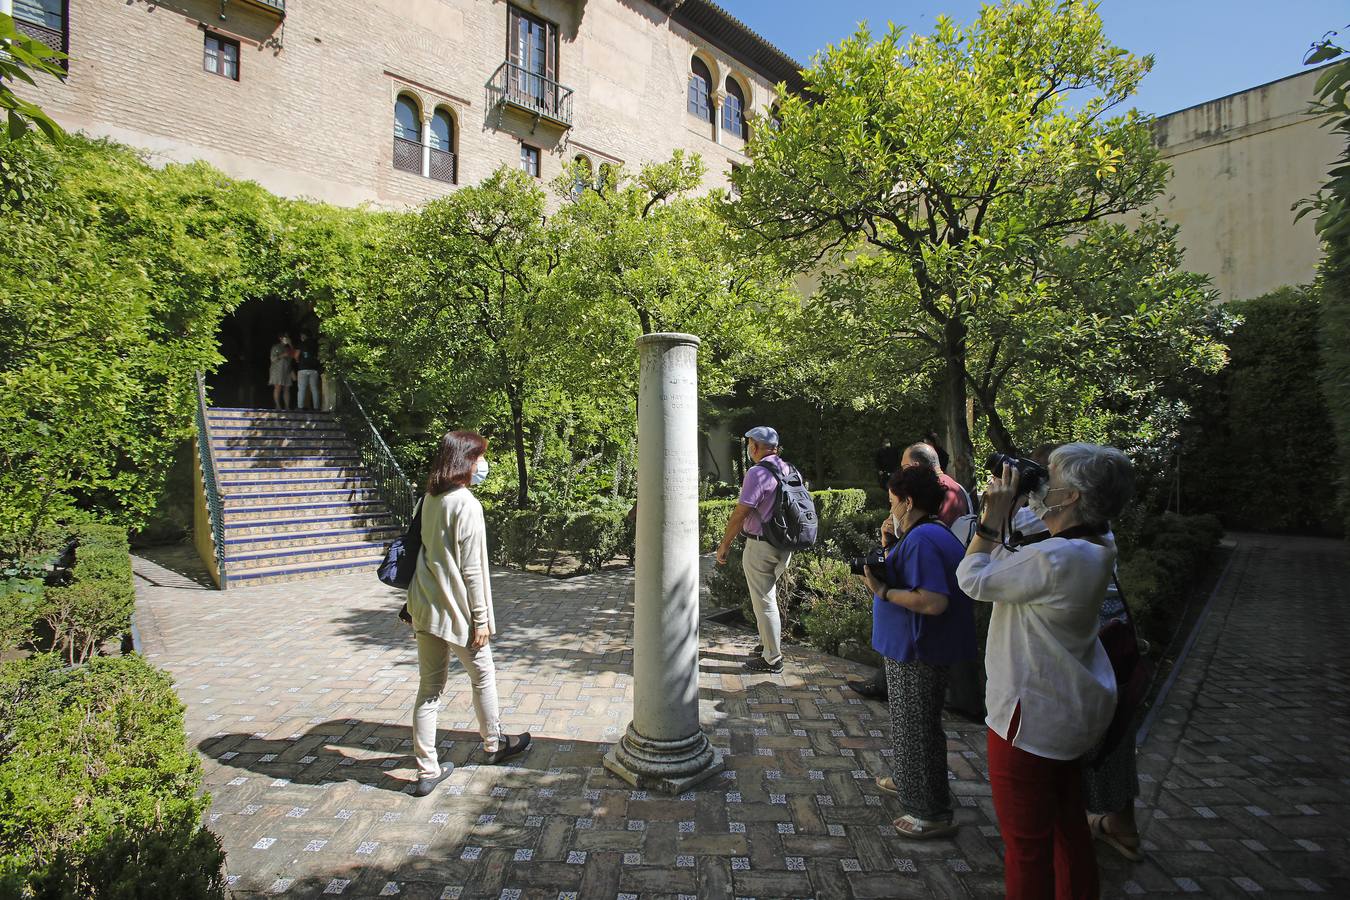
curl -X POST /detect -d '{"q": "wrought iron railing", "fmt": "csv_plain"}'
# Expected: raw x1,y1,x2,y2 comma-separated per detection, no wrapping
487,61,574,127
234,0,286,17
336,378,417,529
194,371,228,585
429,146,456,183
393,134,421,174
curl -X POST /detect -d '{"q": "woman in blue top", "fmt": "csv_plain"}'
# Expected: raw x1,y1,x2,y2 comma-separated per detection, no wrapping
859,465,978,839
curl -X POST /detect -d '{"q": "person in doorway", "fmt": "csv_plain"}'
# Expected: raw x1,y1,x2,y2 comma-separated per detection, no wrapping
268,333,293,410
715,426,795,674
860,465,976,839
874,437,901,491
957,443,1134,899
296,330,322,411
407,431,531,797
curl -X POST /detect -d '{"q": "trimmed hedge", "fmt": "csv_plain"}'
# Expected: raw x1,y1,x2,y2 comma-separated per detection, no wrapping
0,653,225,898
484,505,634,574
1117,513,1224,644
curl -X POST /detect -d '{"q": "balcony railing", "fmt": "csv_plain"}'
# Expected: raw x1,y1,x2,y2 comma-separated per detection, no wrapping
235,0,286,17
487,61,573,128
429,147,456,184
12,13,65,55
393,135,421,174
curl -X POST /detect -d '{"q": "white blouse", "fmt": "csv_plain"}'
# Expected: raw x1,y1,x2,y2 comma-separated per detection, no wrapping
956,535,1117,760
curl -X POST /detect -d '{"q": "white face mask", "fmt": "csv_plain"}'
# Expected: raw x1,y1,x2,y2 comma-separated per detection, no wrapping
470,457,489,486
1026,483,1051,519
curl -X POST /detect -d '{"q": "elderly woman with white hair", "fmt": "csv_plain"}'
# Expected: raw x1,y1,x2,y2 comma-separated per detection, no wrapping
957,442,1135,900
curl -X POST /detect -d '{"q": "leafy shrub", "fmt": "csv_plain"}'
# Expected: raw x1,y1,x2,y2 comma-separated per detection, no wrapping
0,654,225,899
36,530,134,664
66,523,130,554
1117,513,1223,645
698,500,737,552
797,556,874,656
562,509,632,574
812,489,868,534
483,508,548,567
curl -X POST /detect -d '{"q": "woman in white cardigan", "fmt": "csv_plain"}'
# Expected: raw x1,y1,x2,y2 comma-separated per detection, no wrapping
407,431,530,797
956,443,1134,899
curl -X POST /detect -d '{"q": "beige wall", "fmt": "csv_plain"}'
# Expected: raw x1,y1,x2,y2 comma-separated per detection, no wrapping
24,0,779,207
1149,66,1340,303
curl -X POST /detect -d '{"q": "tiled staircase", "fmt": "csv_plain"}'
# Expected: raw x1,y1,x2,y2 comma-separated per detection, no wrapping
206,408,401,587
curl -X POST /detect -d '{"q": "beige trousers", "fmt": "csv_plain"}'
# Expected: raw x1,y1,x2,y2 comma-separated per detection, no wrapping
742,537,792,664
413,631,500,778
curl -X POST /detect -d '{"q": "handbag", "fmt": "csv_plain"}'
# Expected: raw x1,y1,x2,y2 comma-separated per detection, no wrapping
1086,575,1153,768
377,497,423,589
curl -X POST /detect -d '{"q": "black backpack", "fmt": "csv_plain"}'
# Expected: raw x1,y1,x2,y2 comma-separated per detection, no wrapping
756,459,818,550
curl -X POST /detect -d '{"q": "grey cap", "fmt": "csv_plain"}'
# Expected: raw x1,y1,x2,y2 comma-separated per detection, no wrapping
744,426,780,447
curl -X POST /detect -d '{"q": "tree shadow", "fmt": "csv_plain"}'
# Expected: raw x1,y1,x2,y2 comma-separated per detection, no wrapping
132,543,217,590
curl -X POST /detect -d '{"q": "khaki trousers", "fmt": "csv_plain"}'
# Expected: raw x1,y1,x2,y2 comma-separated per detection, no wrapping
413,631,500,777
742,537,791,664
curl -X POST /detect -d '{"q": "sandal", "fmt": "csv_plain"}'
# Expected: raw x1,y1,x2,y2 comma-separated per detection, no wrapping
1088,813,1144,862
875,776,898,796
893,814,958,840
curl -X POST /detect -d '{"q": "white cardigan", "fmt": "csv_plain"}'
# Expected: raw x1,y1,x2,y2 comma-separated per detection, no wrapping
406,488,496,646
957,535,1117,760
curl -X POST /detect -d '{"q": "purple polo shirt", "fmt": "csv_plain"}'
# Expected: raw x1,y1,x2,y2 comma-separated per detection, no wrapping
738,455,789,536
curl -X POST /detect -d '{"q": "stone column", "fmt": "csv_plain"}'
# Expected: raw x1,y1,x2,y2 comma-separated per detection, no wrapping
420,115,432,179
604,333,723,793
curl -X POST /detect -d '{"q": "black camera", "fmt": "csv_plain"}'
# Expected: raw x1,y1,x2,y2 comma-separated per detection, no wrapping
847,545,890,582
986,452,1049,496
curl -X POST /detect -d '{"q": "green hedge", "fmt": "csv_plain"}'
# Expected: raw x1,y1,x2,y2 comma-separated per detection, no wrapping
1117,513,1224,644
0,653,225,899
37,526,135,664
484,505,633,574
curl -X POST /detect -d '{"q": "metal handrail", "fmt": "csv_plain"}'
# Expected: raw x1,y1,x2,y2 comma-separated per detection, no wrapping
194,371,228,585
487,61,574,127
336,378,417,528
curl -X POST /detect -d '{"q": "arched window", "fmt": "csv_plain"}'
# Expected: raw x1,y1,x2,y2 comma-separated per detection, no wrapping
393,95,422,174
688,57,713,123
571,154,593,199
722,76,747,140
429,108,456,183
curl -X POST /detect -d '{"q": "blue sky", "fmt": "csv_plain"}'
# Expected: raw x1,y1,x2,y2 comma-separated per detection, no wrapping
717,0,1346,115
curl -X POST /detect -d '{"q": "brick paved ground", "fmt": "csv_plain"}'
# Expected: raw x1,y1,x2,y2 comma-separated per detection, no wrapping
132,532,1349,899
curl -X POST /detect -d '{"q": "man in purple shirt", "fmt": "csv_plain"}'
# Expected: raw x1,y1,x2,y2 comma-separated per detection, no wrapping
716,426,794,674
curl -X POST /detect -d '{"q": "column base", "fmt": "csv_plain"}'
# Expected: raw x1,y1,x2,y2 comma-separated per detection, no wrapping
602,722,724,794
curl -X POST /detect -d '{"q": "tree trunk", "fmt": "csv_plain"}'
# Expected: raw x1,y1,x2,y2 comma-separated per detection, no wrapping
941,317,977,485
980,396,1018,455
508,390,529,508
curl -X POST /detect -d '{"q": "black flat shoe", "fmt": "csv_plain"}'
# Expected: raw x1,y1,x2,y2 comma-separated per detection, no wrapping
743,656,784,674
486,732,532,765
412,760,454,797
848,677,888,701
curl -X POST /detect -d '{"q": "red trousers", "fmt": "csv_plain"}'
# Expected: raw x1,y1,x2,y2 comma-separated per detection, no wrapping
987,716,1100,900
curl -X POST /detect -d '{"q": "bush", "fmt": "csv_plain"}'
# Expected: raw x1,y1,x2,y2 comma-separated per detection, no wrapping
812,489,868,535
66,523,130,554
483,508,548,567
797,556,874,656
0,654,225,899
698,500,737,552
1117,513,1223,645
37,530,134,664
561,509,632,574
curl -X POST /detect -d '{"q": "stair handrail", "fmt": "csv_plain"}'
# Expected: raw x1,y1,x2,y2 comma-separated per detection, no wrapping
336,377,417,528
193,371,228,585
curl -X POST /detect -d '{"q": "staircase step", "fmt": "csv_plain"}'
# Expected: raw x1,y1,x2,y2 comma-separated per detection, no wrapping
208,407,335,419
223,500,388,521
212,437,356,450
216,467,367,484
224,525,401,553
224,553,386,587
217,454,360,468
225,513,396,535
220,476,374,492
209,423,347,436
222,488,381,506
225,540,391,571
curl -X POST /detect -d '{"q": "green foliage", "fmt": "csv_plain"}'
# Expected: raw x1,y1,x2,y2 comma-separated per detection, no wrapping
35,525,134,664
725,0,1222,483
561,509,633,574
1300,31,1350,533
811,489,868,535
1183,287,1339,533
0,654,224,898
0,14,66,141
1116,513,1223,643
698,500,738,552
797,556,875,657
0,134,280,552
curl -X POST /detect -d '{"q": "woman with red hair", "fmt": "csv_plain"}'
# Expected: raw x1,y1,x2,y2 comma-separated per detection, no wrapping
406,431,530,797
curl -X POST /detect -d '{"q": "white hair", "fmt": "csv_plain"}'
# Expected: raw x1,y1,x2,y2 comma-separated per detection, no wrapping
1049,443,1135,526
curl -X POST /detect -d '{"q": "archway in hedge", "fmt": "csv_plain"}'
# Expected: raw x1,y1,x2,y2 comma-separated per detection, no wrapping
208,296,317,409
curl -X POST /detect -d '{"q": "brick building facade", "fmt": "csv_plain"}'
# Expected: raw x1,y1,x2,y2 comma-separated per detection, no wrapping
14,0,803,207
